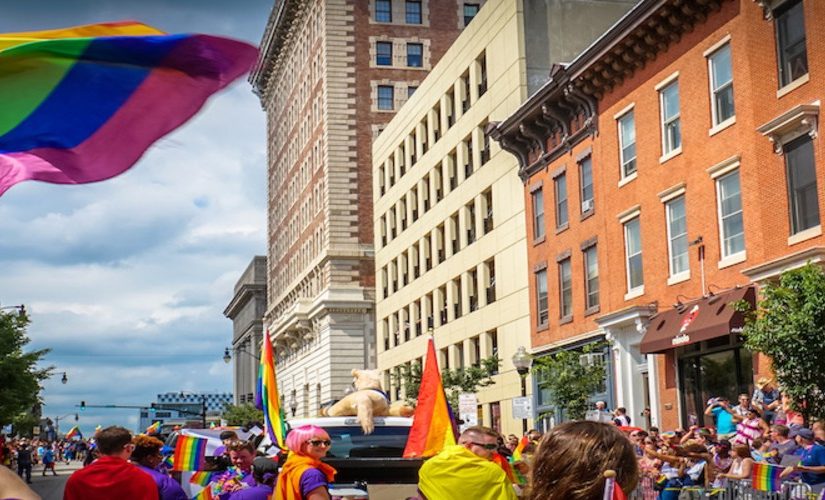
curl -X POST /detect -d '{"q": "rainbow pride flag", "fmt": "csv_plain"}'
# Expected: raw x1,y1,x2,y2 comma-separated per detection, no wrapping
189,471,215,486
172,435,207,471
752,462,783,492
145,421,161,435
0,21,257,196
193,486,214,500
65,426,82,439
403,336,457,458
255,331,286,449
511,435,529,462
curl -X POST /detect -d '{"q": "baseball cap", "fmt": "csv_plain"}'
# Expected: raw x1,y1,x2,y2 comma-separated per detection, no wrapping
793,428,814,441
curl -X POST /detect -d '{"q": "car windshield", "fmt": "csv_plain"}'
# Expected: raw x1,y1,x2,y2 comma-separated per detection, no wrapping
300,426,410,459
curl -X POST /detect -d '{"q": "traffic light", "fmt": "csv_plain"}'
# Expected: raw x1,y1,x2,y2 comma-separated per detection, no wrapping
149,403,157,413
80,401,86,411
74,413,79,421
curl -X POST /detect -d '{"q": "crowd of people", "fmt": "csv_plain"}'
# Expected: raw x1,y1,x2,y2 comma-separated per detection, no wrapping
0,434,92,483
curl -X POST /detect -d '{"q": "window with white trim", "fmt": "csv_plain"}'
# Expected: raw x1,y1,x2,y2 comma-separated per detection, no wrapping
708,43,734,126
531,188,545,240
583,245,599,310
554,173,568,229
785,135,819,234
666,196,689,277
618,111,637,178
558,258,572,319
377,85,394,110
535,269,548,326
580,156,594,213
716,170,745,258
375,0,392,22
775,0,807,88
660,81,681,155
624,217,643,292
407,43,423,67
376,41,392,66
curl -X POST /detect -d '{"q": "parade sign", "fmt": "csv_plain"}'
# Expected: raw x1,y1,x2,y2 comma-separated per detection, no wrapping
458,393,478,431
512,396,532,419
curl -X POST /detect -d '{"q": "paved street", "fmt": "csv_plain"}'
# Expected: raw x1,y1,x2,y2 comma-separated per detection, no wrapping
27,461,83,500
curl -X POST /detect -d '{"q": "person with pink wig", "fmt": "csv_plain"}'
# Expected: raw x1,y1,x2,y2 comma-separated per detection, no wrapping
274,425,337,500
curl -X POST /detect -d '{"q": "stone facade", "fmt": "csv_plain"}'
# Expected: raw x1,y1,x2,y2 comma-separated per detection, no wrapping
249,0,463,417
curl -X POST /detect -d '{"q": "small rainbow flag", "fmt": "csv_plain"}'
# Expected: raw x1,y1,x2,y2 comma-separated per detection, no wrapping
65,426,82,439
193,486,214,500
172,435,207,471
189,471,215,486
145,421,161,435
511,435,529,462
402,336,458,458
752,462,783,492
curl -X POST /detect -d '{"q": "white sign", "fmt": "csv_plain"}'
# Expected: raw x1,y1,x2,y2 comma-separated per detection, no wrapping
458,393,478,431
512,396,532,420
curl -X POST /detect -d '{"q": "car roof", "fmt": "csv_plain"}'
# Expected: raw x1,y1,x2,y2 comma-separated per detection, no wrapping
287,416,413,428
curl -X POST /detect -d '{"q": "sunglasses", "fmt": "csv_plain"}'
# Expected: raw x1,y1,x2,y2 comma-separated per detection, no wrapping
307,439,332,447
470,441,498,450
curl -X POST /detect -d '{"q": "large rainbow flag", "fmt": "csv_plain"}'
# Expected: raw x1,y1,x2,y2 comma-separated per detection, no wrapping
403,336,457,458
752,462,783,492
171,435,207,471
255,331,286,449
0,21,257,196
145,421,161,435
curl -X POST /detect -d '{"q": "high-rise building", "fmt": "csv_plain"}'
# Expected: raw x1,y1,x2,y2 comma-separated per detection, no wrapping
373,0,636,435
249,0,471,416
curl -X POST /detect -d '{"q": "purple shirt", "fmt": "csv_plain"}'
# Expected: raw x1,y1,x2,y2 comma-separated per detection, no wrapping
135,464,188,500
300,468,328,496
228,485,273,500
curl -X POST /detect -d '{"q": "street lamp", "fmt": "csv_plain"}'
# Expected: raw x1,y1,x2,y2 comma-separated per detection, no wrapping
60,372,68,385
53,413,78,439
289,391,297,417
0,304,25,316
512,346,533,434
222,346,260,364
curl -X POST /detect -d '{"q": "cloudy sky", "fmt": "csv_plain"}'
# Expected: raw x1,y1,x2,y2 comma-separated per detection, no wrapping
0,0,273,434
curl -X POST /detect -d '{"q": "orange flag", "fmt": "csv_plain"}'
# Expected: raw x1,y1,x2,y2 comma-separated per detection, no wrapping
403,336,457,458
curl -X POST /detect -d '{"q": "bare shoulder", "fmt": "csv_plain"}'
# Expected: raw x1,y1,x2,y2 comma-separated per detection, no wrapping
0,465,41,500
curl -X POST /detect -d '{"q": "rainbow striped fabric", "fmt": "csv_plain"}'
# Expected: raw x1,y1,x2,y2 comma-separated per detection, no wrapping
145,421,161,435
172,435,207,471
189,471,215,486
511,435,529,462
193,486,214,500
65,426,81,439
403,336,457,458
752,462,783,492
255,331,286,449
0,21,257,196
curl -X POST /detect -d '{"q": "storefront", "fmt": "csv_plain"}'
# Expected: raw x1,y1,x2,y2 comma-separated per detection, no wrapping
640,286,756,428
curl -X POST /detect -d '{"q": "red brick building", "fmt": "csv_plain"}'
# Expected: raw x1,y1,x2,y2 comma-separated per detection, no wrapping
491,0,823,430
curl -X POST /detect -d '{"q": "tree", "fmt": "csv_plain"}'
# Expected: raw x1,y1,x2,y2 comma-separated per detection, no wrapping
0,310,51,430
394,356,500,409
736,263,825,423
221,403,264,427
533,342,606,421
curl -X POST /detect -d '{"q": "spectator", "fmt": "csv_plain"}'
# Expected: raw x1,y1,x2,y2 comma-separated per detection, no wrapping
717,444,754,482
710,440,733,483
705,398,736,438
732,394,752,418
768,425,798,464
530,421,638,500
274,425,336,500
16,440,32,484
731,407,769,446
418,426,517,500
0,464,39,500
613,407,632,427
780,428,825,493
42,444,57,476
812,421,825,446
131,434,187,500
64,426,158,500
231,457,278,500
752,378,781,424
751,438,771,462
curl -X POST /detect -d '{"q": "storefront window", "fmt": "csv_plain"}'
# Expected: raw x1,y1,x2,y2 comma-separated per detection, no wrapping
677,334,753,427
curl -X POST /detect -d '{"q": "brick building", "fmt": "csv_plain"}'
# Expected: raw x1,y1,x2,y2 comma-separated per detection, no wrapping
492,0,823,430
248,1,471,417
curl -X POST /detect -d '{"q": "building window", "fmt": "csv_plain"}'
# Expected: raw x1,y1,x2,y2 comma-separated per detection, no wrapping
376,41,392,66
554,173,568,229
666,196,689,277
716,170,745,258
618,111,637,178
624,217,643,292
580,157,594,214
785,135,819,234
535,269,548,326
660,81,681,155
558,258,572,319
583,245,599,310
405,0,422,24
375,0,392,22
464,3,480,26
407,86,418,97
775,0,808,88
531,188,545,240
708,43,734,126
407,43,423,67
377,85,394,110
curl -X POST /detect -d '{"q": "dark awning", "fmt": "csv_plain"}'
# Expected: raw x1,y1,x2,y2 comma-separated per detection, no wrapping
640,286,756,354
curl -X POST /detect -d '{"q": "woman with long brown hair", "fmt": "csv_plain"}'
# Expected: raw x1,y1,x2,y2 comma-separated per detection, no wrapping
530,421,638,500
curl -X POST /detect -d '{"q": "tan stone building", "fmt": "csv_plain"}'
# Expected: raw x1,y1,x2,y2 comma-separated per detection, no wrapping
249,1,472,417
373,0,636,435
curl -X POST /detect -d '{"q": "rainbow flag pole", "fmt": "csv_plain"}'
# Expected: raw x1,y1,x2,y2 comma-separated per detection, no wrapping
403,334,457,458
255,330,286,449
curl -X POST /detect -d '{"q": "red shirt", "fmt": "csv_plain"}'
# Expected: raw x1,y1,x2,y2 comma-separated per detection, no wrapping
64,455,158,500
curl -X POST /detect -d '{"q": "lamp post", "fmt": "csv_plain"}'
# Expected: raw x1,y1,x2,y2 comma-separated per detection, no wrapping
222,346,260,364
54,413,78,439
512,346,533,434
290,391,297,417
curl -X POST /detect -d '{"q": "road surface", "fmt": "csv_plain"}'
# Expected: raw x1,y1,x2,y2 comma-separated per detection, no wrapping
27,461,83,500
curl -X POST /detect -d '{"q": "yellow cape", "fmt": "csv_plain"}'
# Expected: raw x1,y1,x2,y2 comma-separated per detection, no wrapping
418,445,518,500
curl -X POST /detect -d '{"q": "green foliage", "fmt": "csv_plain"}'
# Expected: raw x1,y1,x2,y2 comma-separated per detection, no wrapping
735,263,825,423
13,412,40,439
533,342,607,421
393,356,500,409
0,311,51,429
221,403,264,426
